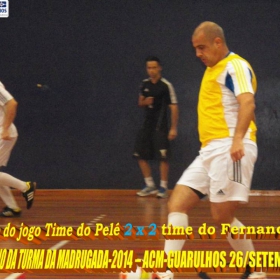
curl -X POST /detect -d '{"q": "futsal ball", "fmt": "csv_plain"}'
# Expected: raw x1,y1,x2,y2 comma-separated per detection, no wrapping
119,266,151,279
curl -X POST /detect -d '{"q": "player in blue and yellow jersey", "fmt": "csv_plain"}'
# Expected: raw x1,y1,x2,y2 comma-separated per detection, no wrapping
154,22,266,279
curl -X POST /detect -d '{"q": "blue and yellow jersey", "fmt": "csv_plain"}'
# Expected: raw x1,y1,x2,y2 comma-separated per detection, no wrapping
198,53,257,147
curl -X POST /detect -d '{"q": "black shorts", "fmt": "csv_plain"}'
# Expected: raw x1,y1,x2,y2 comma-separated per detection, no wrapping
133,128,170,160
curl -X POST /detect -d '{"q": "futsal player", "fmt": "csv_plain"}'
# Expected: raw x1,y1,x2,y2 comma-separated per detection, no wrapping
154,22,266,279
133,56,179,198
0,81,36,217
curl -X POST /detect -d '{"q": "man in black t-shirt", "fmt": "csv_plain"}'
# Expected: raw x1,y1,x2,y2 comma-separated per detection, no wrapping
133,56,179,198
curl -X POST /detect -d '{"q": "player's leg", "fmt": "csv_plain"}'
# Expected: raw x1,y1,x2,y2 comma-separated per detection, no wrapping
0,172,31,192
0,138,36,210
208,142,257,253
136,159,157,196
0,139,22,216
157,160,169,198
154,130,170,198
123,156,209,279
211,201,255,255
207,142,265,279
0,185,21,217
151,185,202,279
164,184,201,253
210,201,262,279
164,156,209,252
154,156,209,279
138,159,156,189
134,128,157,196
138,159,152,178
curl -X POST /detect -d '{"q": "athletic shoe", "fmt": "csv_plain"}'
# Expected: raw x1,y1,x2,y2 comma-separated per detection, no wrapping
151,270,174,279
241,265,267,279
0,206,21,217
156,187,168,198
22,182,36,209
137,185,158,197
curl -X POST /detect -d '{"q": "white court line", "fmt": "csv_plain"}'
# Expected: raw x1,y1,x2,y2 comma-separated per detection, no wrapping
4,214,106,279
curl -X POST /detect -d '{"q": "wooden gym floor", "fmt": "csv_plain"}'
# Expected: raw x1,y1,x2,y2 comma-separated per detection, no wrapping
0,189,279,279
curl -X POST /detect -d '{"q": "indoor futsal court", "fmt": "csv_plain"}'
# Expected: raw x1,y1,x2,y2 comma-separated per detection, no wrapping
1,1,280,279
0,189,279,279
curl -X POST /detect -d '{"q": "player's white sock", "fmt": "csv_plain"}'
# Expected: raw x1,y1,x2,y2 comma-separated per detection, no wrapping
0,186,20,209
164,212,188,254
226,217,254,257
160,180,168,189
0,172,27,192
144,177,155,188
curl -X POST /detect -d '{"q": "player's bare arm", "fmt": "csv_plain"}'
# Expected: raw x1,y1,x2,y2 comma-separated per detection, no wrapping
230,93,256,162
2,99,18,140
138,95,154,107
168,104,179,141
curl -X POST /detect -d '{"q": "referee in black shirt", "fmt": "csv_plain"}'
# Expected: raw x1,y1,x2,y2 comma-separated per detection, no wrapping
133,56,179,198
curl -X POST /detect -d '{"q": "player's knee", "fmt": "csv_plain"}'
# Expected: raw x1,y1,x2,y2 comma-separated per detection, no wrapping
167,185,196,213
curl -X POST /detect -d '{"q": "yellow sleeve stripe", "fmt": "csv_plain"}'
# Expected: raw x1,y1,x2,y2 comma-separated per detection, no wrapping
231,59,250,93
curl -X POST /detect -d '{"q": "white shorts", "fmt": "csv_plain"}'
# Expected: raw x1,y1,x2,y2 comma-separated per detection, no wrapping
177,138,257,203
0,137,17,167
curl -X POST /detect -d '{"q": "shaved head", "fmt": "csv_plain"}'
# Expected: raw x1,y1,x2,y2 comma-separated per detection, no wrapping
193,21,226,43
192,21,229,67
